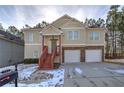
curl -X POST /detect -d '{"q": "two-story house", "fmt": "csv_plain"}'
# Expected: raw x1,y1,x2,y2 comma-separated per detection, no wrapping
23,14,106,69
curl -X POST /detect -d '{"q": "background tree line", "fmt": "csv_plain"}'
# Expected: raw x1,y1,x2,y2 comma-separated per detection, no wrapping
0,21,49,40
106,5,124,57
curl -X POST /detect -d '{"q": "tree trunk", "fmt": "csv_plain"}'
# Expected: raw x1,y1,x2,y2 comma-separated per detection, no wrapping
114,31,117,56
112,28,115,57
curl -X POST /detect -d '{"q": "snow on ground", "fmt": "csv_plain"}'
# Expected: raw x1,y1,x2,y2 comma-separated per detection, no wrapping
75,67,83,75
0,64,38,80
0,66,15,75
18,64,38,80
104,67,124,74
40,69,64,87
0,64,64,87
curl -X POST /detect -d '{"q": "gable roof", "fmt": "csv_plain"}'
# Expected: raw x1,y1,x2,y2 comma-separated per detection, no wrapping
51,14,74,27
41,14,107,35
41,14,85,34
40,24,63,35
59,18,84,28
52,14,84,28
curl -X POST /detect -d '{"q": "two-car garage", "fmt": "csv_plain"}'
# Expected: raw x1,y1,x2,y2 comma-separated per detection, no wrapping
63,47,103,63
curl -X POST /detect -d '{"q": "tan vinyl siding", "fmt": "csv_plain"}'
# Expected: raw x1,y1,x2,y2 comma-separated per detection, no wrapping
24,45,42,59
24,28,42,59
62,29,86,45
52,16,72,27
86,29,105,45
24,30,42,44
60,19,83,28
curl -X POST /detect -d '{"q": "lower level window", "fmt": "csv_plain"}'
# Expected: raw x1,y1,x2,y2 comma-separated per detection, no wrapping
33,50,39,58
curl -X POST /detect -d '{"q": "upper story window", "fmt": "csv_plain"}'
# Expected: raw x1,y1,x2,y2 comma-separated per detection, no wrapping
68,31,79,40
90,32,100,40
29,32,33,43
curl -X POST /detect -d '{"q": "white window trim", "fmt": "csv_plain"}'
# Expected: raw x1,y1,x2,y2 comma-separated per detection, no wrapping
90,32,100,40
68,31,79,40
33,50,39,58
29,32,33,43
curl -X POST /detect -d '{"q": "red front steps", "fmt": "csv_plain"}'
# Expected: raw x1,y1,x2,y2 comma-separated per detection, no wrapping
38,46,57,69
41,54,52,69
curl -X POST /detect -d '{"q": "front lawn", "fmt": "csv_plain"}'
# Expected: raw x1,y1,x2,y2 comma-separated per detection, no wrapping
0,64,64,87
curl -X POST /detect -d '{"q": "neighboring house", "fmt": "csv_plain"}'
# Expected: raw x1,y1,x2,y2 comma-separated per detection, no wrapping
23,15,106,69
0,30,24,68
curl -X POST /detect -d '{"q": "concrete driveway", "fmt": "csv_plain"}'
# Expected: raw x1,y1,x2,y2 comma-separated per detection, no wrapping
64,62,124,87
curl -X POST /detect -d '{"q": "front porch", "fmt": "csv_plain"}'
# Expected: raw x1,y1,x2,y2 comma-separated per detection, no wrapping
38,25,63,69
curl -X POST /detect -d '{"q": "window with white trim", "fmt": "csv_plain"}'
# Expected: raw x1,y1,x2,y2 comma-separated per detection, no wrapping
33,50,39,58
90,32,100,40
29,32,33,43
68,31,79,40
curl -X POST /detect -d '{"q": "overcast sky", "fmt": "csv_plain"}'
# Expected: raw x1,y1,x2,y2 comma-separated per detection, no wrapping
0,5,110,29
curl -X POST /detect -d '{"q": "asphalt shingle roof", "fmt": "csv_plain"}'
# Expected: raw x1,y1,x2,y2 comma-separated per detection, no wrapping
0,30,24,45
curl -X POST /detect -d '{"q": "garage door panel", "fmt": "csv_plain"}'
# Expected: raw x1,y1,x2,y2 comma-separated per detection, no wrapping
64,50,80,63
85,50,102,62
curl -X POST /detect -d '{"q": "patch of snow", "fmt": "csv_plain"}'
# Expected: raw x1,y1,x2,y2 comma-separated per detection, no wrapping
3,83,41,87
0,64,38,81
114,69,124,74
1,64,64,87
18,65,38,80
104,67,124,74
0,66,15,73
75,68,83,75
40,69,64,87
0,65,15,76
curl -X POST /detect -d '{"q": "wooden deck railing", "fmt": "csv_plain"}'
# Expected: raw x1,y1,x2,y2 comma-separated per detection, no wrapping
39,46,58,69
57,45,60,55
50,47,57,68
39,46,48,68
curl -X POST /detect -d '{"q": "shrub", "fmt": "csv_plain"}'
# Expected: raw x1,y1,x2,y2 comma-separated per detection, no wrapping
24,58,38,64
54,63,61,69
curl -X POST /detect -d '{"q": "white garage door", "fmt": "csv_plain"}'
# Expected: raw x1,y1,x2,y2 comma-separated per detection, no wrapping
85,50,102,62
64,50,80,63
